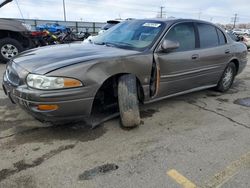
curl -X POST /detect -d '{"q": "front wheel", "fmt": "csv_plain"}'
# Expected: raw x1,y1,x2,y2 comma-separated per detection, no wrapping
216,62,236,92
118,74,141,128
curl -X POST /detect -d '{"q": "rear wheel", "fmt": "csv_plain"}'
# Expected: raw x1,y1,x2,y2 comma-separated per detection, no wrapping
216,62,236,92
118,74,140,128
0,38,23,63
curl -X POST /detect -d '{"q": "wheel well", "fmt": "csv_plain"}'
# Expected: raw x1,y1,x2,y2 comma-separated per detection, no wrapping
0,30,30,48
231,59,239,73
91,73,144,115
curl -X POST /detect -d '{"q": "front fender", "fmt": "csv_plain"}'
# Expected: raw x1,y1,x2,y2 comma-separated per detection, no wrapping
85,53,153,100
47,53,153,100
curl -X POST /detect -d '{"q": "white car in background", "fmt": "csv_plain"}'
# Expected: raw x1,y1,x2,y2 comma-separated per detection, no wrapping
233,28,250,35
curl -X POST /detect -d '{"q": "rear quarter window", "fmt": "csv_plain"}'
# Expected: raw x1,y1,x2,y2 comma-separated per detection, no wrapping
197,23,219,48
217,28,227,45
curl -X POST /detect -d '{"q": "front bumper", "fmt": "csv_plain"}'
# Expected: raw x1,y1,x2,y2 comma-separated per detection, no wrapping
2,74,94,122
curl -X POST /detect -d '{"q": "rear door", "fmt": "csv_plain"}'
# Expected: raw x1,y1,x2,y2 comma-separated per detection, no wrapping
196,23,232,84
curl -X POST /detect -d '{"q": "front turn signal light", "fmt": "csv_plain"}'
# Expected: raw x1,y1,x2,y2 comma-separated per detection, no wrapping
63,78,82,88
37,104,59,111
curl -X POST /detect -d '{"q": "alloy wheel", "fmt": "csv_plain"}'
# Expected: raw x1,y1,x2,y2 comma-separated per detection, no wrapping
1,44,19,59
222,66,233,88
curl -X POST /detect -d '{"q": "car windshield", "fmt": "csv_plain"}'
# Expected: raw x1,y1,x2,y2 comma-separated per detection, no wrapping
92,20,165,51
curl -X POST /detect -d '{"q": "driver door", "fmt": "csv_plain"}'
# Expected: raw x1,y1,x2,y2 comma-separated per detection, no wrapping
154,22,203,98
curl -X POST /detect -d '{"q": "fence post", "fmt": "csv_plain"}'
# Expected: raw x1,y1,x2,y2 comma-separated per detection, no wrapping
93,22,95,34
76,22,78,32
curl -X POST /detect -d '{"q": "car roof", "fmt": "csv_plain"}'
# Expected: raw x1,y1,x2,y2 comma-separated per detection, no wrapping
132,18,226,32
134,18,217,25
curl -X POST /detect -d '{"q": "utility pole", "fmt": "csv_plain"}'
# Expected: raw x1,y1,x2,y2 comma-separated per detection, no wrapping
14,0,24,20
160,6,164,18
198,10,202,20
157,6,166,18
231,13,239,29
63,0,66,21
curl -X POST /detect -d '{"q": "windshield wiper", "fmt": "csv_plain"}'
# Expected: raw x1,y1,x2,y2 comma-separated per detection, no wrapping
93,41,133,48
93,42,118,47
94,42,105,45
104,42,118,47
114,42,133,47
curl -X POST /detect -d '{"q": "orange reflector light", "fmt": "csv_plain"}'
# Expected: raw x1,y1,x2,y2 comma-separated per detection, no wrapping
37,105,58,111
63,78,82,88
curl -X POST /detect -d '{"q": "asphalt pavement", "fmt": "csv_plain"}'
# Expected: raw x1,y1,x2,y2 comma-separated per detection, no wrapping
0,54,250,188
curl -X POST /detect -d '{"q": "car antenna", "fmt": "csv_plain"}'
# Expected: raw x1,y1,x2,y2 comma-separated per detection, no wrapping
14,0,25,22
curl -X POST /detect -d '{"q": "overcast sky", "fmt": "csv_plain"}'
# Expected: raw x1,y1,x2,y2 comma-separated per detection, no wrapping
0,0,250,24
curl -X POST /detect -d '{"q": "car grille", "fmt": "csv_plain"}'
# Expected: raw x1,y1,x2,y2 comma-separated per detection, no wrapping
6,65,20,86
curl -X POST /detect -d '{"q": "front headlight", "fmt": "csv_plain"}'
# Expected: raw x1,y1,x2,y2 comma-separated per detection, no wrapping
26,74,83,90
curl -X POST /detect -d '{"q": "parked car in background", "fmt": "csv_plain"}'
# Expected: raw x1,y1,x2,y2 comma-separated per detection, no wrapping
98,20,121,34
0,18,34,63
226,30,250,49
2,19,248,128
98,19,134,35
233,28,250,35
240,35,250,49
226,30,240,41
36,23,70,33
84,19,122,43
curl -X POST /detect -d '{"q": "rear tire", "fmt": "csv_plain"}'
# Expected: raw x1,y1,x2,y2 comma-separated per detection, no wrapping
118,74,140,128
0,38,23,63
216,62,236,92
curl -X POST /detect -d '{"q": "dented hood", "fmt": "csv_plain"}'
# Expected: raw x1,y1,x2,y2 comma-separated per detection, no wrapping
13,43,141,74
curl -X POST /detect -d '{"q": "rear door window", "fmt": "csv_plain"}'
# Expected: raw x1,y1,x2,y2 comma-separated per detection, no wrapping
197,23,219,48
165,22,196,52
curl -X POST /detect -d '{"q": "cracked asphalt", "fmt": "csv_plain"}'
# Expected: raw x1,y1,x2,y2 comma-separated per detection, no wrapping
0,54,250,188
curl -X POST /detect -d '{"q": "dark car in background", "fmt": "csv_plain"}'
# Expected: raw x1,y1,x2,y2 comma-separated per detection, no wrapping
0,18,34,63
98,19,134,34
98,20,121,34
2,19,248,128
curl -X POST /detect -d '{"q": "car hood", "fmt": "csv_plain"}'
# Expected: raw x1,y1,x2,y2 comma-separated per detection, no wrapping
13,43,141,74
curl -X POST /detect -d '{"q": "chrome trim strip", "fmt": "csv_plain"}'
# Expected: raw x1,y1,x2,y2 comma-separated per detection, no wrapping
145,84,217,104
160,66,220,79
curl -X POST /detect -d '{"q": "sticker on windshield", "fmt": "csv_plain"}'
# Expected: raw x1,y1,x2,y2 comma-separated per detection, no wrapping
142,23,161,28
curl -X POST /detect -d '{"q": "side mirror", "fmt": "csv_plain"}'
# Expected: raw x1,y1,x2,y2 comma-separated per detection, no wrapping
161,39,180,52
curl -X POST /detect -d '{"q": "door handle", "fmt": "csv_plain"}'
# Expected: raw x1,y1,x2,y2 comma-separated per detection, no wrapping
225,49,230,54
191,54,199,60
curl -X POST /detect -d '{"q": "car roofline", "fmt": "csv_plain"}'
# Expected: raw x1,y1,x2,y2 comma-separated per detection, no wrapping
133,18,220,25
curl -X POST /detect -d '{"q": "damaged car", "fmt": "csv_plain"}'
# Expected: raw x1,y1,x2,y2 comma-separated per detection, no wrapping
2,19,248,128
